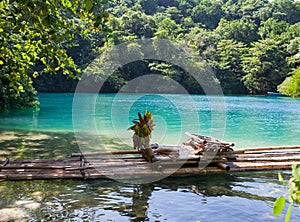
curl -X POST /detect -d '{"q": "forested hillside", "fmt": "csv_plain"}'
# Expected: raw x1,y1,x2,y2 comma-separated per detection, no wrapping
36,0,300,95
1,0,300,111
94,0,300,95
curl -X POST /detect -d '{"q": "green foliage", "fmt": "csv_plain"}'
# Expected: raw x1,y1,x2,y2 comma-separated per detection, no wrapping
0,0,111,111
217,39,247,93
128,110,154,138
191,0,223,29
2,0,300,111
215,18,259,45
273,164,300,221
98,0,300,95
273,196,286,216
286,36,300,68
241,38,289,94
259,18,289,39
278,68,300,97
269,0,300,24
154,17,181,40
121,10,156,38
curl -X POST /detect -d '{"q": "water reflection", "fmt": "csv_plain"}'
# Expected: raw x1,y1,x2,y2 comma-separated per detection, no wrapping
0,171,295,221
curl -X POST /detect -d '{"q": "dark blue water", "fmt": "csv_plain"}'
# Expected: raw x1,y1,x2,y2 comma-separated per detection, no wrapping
0,93,299,221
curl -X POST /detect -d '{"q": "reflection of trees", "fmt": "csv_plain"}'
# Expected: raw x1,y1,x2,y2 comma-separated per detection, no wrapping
0,171,282,220
130,184,154,222
156,172,277,202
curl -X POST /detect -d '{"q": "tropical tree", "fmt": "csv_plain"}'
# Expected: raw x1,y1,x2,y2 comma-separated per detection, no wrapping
154,17,181,40
278,68,300,97
217,39,247,93
268,0,300,24
258,18,289,39
241,38,289,94
0,0,111,111
215,18,259,45
191,0,223,29
121,10,156,38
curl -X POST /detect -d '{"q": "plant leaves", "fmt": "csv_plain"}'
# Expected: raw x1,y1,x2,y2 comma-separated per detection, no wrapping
278,173,285,185
273,196,285,216
292,164,300,180
285,202,293,222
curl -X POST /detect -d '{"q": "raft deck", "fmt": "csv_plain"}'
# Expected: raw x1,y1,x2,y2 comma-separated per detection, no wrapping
1,145,300,181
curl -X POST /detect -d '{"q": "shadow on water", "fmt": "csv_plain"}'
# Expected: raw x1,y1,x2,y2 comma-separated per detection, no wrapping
0,130,79,160
0,130,132,160
0,171,290,221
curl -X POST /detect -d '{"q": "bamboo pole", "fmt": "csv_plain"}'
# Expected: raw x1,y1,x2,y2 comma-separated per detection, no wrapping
216,162,230,171
233,157,300,162
230,161,300,169
71,150,142,157
233,151,300,158
219,146,300,155
0,165,71,170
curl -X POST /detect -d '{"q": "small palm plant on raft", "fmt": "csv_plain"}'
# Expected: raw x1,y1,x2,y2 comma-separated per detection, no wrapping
128,110,155,162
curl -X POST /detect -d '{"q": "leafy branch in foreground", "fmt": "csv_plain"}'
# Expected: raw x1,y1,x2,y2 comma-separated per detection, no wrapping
0,0,111,111
273,164,300,221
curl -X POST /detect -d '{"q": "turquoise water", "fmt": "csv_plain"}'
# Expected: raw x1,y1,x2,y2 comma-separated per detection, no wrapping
1,93,299,148
0,93,300,221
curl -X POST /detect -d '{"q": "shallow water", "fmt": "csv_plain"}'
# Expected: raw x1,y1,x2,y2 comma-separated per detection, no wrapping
0,93,300,221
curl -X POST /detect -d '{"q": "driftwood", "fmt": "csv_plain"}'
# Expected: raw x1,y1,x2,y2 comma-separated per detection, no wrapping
184,132,234,154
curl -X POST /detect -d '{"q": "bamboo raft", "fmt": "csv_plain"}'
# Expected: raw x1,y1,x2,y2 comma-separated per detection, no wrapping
1,133,300,181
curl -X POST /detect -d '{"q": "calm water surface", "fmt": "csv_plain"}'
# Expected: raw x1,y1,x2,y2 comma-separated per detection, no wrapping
0,93,299,221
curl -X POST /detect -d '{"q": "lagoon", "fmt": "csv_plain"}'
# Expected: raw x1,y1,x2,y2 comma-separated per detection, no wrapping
0,93,299,221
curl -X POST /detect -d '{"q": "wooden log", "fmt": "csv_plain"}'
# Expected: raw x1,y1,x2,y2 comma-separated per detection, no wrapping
185,132,234,147
71,150,141,157
82,156,142,161
0,165,71,170
11,158,80,163
230,161,300,168
234,156,300,162
67,157,201,171
219,146,300,155
230,151,300,158
216,162,230,171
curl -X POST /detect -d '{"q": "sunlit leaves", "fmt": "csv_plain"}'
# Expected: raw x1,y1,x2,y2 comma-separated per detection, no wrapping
278,68,300,97
241,38,289,94
215,18,259,45
273,196,285,216
128,110,154,138
216,39,247,93
278,172,286,185
273,164,300,221
154,18,180,40
0,0,111,111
